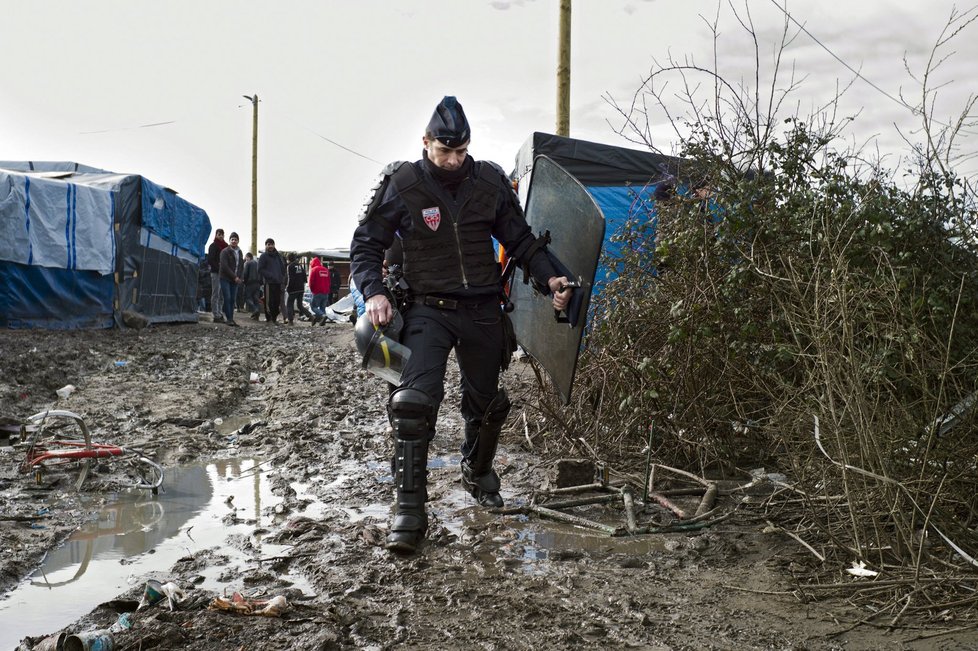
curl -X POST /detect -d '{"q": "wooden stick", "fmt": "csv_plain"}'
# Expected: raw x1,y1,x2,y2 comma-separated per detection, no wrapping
646,492,688,519
657,487,707,497
652,463,711,487
538,494,622,509
535,482,607,496
530,505,623,536
628,510,733,535
695,483,718,518
765,519,824,562
622,489,639,533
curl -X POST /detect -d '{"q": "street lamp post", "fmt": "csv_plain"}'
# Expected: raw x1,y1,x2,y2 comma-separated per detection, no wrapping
243,94,259,256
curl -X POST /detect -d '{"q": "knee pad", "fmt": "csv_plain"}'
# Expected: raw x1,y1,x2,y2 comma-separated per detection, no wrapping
388,387,436,440
482,388,512,430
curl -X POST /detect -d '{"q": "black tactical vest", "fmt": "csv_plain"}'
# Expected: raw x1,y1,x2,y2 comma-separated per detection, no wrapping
392,161,501,294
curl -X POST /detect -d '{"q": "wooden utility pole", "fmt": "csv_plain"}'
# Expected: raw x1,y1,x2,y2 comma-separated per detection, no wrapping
556,0,571,136
243,94,259,256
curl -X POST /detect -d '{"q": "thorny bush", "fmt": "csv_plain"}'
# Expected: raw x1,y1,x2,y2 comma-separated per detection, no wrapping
531,3,978,619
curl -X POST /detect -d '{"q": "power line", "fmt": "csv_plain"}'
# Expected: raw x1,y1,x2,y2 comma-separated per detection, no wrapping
278,111,382,165
79,120,177,135
768,0,918,113
768,0,978,140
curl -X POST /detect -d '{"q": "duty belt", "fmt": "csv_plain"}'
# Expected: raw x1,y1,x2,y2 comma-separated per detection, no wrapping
412,294,498,311
416,294,458,310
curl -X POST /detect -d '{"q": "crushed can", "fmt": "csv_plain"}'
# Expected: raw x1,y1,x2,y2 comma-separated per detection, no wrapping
33,632,66,651
63,630,114,651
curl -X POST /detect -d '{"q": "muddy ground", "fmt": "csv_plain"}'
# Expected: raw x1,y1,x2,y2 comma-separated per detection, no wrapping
1,315,974,650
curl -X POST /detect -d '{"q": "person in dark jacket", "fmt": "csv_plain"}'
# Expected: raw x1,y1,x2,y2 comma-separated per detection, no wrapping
218,232,244,326
206,229,227,322
285,253,314,325
350,96,572,553
327,261,340,305
242,252,261,319
257,238,287,323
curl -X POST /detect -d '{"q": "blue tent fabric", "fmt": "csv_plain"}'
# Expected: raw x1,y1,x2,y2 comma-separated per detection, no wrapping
513,133,683,291
0,263,114,329
0,161,212,329
140,178,210,258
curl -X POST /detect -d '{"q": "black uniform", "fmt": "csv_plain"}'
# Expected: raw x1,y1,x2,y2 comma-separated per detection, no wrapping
351,150,560,551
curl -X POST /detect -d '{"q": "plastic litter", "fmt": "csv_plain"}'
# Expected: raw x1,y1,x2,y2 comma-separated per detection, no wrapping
56,385,76,400
108,612,132,633
846,560,879,577
137,579,165,610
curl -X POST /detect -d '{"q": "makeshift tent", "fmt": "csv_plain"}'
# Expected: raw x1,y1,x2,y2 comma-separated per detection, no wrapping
0,161,211,329
512,132,690,287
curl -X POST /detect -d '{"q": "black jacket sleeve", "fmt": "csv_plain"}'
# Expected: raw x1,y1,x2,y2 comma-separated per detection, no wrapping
350,174,405,301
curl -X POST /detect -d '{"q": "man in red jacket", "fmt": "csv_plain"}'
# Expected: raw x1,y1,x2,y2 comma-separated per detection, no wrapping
308,257,332,325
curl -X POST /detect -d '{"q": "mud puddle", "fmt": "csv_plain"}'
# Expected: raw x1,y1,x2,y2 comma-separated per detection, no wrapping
0,458,320,648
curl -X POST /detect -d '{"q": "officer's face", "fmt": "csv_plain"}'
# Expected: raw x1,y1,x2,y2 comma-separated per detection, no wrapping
425,137,469,171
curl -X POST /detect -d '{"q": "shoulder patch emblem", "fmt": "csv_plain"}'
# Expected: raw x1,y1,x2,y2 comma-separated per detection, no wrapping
422,207,441,231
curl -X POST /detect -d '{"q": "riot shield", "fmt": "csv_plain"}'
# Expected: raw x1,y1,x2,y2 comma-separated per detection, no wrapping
509,155,605,405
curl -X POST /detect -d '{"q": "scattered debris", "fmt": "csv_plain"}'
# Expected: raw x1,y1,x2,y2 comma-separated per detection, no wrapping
208,593,289,617
847,561,879,578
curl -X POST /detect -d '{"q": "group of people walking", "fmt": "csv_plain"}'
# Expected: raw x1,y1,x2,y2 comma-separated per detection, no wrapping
205,232,340,326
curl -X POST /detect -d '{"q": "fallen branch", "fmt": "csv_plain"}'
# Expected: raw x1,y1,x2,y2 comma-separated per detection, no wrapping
645,491,688,519
629,509,734,535
537,494,621,509
695,483,718,518
621,488,639,533
765,519,825,562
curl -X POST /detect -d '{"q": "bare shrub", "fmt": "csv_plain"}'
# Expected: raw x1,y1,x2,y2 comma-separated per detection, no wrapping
533,3,978,616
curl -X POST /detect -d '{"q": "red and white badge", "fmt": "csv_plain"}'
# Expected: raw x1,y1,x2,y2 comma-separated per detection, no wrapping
422,207,441,231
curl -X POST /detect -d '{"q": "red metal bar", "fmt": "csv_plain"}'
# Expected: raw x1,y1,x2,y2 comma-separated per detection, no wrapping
27,441,125,466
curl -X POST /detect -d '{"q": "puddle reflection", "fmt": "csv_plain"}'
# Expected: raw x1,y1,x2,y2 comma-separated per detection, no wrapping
0,458,310,649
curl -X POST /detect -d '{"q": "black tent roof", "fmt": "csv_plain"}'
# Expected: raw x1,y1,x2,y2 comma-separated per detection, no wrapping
513,132,684,187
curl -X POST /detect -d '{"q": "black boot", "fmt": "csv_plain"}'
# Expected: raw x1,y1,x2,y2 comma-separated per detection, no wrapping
385,388,436,554
460,460,504,508
386,436,429,553
460,389,511,508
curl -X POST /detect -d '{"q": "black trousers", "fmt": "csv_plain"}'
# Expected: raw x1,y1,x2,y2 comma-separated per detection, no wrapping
286,291,312,321
399,298,505,447
264,282,283,321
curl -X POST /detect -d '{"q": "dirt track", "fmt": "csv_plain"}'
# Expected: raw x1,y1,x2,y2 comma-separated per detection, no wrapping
1,316,973,650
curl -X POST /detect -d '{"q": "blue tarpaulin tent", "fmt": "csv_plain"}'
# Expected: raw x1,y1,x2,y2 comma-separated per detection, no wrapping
0,161,211,329
512,133,688,288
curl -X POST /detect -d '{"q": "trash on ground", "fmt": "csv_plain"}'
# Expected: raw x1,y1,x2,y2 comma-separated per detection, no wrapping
208,593,289,617
56,385,76,400
846,560,879,577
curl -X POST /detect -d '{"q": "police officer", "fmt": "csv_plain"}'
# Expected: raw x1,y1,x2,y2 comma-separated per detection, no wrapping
350,96,572,553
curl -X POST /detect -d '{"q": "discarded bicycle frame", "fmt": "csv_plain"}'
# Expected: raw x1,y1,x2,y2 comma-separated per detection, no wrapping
19,410,164,492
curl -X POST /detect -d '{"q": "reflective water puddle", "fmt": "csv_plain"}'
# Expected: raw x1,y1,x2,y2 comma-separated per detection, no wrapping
0,458,317,649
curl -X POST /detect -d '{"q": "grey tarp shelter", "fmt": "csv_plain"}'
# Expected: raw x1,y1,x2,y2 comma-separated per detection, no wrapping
0,161,211,329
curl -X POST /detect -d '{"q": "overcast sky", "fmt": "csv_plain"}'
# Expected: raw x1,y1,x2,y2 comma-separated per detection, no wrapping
2,1,975,252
